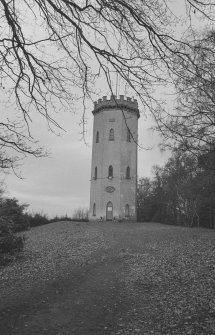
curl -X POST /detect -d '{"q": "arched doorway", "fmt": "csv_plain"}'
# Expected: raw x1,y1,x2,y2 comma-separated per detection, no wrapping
106,201,113,221
126,166,130,179
125,204,129,217
93,203,96,216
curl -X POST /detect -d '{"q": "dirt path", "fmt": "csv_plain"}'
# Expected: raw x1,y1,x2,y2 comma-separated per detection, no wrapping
0,222,137,335
1,255,131,334
1,222,215,335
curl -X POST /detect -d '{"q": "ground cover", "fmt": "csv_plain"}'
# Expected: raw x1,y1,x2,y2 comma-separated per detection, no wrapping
1,221,215,334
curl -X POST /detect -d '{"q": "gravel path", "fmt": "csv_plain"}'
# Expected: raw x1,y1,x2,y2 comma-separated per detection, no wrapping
1,221,215,334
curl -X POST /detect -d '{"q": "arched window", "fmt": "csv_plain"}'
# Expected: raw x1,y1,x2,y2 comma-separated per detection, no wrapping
109,128,114,141
96,131,99,143
126,166,130,179
127,129,131,142
94,166,97,180
93,203,96,216
108,165,113,178
125,204,130,217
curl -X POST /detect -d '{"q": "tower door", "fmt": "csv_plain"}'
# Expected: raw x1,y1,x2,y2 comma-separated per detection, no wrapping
106,201,113,221
125,204,129,217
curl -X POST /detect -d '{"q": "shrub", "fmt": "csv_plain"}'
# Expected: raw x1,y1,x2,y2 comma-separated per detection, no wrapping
49,215,73,223
0,198,29,232
26,213,49,227
0,216,25,266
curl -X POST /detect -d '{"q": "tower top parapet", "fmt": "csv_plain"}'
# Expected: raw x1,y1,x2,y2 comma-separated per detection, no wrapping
93,95,140,118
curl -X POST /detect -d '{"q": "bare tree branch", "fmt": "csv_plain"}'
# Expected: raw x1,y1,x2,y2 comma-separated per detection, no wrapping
0,0,214,171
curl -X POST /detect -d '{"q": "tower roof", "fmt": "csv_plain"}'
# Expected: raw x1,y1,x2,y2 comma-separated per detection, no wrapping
92,95,140,118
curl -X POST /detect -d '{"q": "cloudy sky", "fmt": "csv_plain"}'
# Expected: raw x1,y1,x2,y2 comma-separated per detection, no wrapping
2,1,212,218
4,97,169,217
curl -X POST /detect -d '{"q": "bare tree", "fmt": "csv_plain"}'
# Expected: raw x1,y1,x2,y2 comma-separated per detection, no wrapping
72,207,89,221
1,0,215,170
153,151,200,227
156,30,215,161
0,120,44,173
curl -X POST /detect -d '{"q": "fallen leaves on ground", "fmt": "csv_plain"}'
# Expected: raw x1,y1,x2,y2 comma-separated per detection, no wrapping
1,222,215,335
115,226,215,334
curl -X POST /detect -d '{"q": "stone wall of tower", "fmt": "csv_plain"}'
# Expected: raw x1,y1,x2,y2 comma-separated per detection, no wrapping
119,110,138,219
89,95,139,221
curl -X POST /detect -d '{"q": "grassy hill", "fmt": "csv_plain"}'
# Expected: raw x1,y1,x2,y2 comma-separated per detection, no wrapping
1,221,215,334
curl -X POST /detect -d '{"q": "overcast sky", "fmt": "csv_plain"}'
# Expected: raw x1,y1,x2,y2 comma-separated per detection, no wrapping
2,1,213,218
4,98,169,217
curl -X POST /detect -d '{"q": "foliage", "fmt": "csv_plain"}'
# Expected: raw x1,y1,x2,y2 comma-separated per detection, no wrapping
157,152,200,226
0,216,25,266
0,180,89,266
138,147,215,228
0,186,29,265
25,212,49,227
25,213,76,226
0,198,29,232
49,214,73,223
197,151,215,228
137,177,160,222
0,1,215,170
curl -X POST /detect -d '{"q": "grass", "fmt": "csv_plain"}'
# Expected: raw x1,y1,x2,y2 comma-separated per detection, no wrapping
1,221,215,334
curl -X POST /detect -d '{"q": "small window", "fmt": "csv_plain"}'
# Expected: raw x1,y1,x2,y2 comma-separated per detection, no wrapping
126,166,130,179
109,128,114,141
108,165,113,178
125,204,129,217
127,129,131,142
94,166,97,180
96,131,99,143
93,203,96,216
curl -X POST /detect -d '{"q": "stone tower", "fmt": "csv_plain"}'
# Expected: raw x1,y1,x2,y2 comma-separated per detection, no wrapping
89,95,139,221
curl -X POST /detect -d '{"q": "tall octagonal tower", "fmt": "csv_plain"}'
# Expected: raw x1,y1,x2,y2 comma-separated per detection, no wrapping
89,95,139,221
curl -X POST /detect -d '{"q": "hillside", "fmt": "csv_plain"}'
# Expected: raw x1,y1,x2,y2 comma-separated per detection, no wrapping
1,221,215,334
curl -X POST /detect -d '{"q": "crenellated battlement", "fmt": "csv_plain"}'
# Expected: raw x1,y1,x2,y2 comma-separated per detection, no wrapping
93,95,140,118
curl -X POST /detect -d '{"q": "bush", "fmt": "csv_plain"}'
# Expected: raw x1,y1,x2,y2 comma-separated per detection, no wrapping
26,213,74,227
0,216,25,266
0,198,29,232
26,213,49,227
49,214,73,223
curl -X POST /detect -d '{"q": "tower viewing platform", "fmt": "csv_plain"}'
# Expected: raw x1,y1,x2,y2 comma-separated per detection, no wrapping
93,95,140,118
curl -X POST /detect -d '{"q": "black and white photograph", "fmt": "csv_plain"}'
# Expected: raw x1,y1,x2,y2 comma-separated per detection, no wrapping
1,1,215,334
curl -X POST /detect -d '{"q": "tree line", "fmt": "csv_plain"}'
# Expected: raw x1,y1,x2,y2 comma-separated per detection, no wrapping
137,147,215,228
